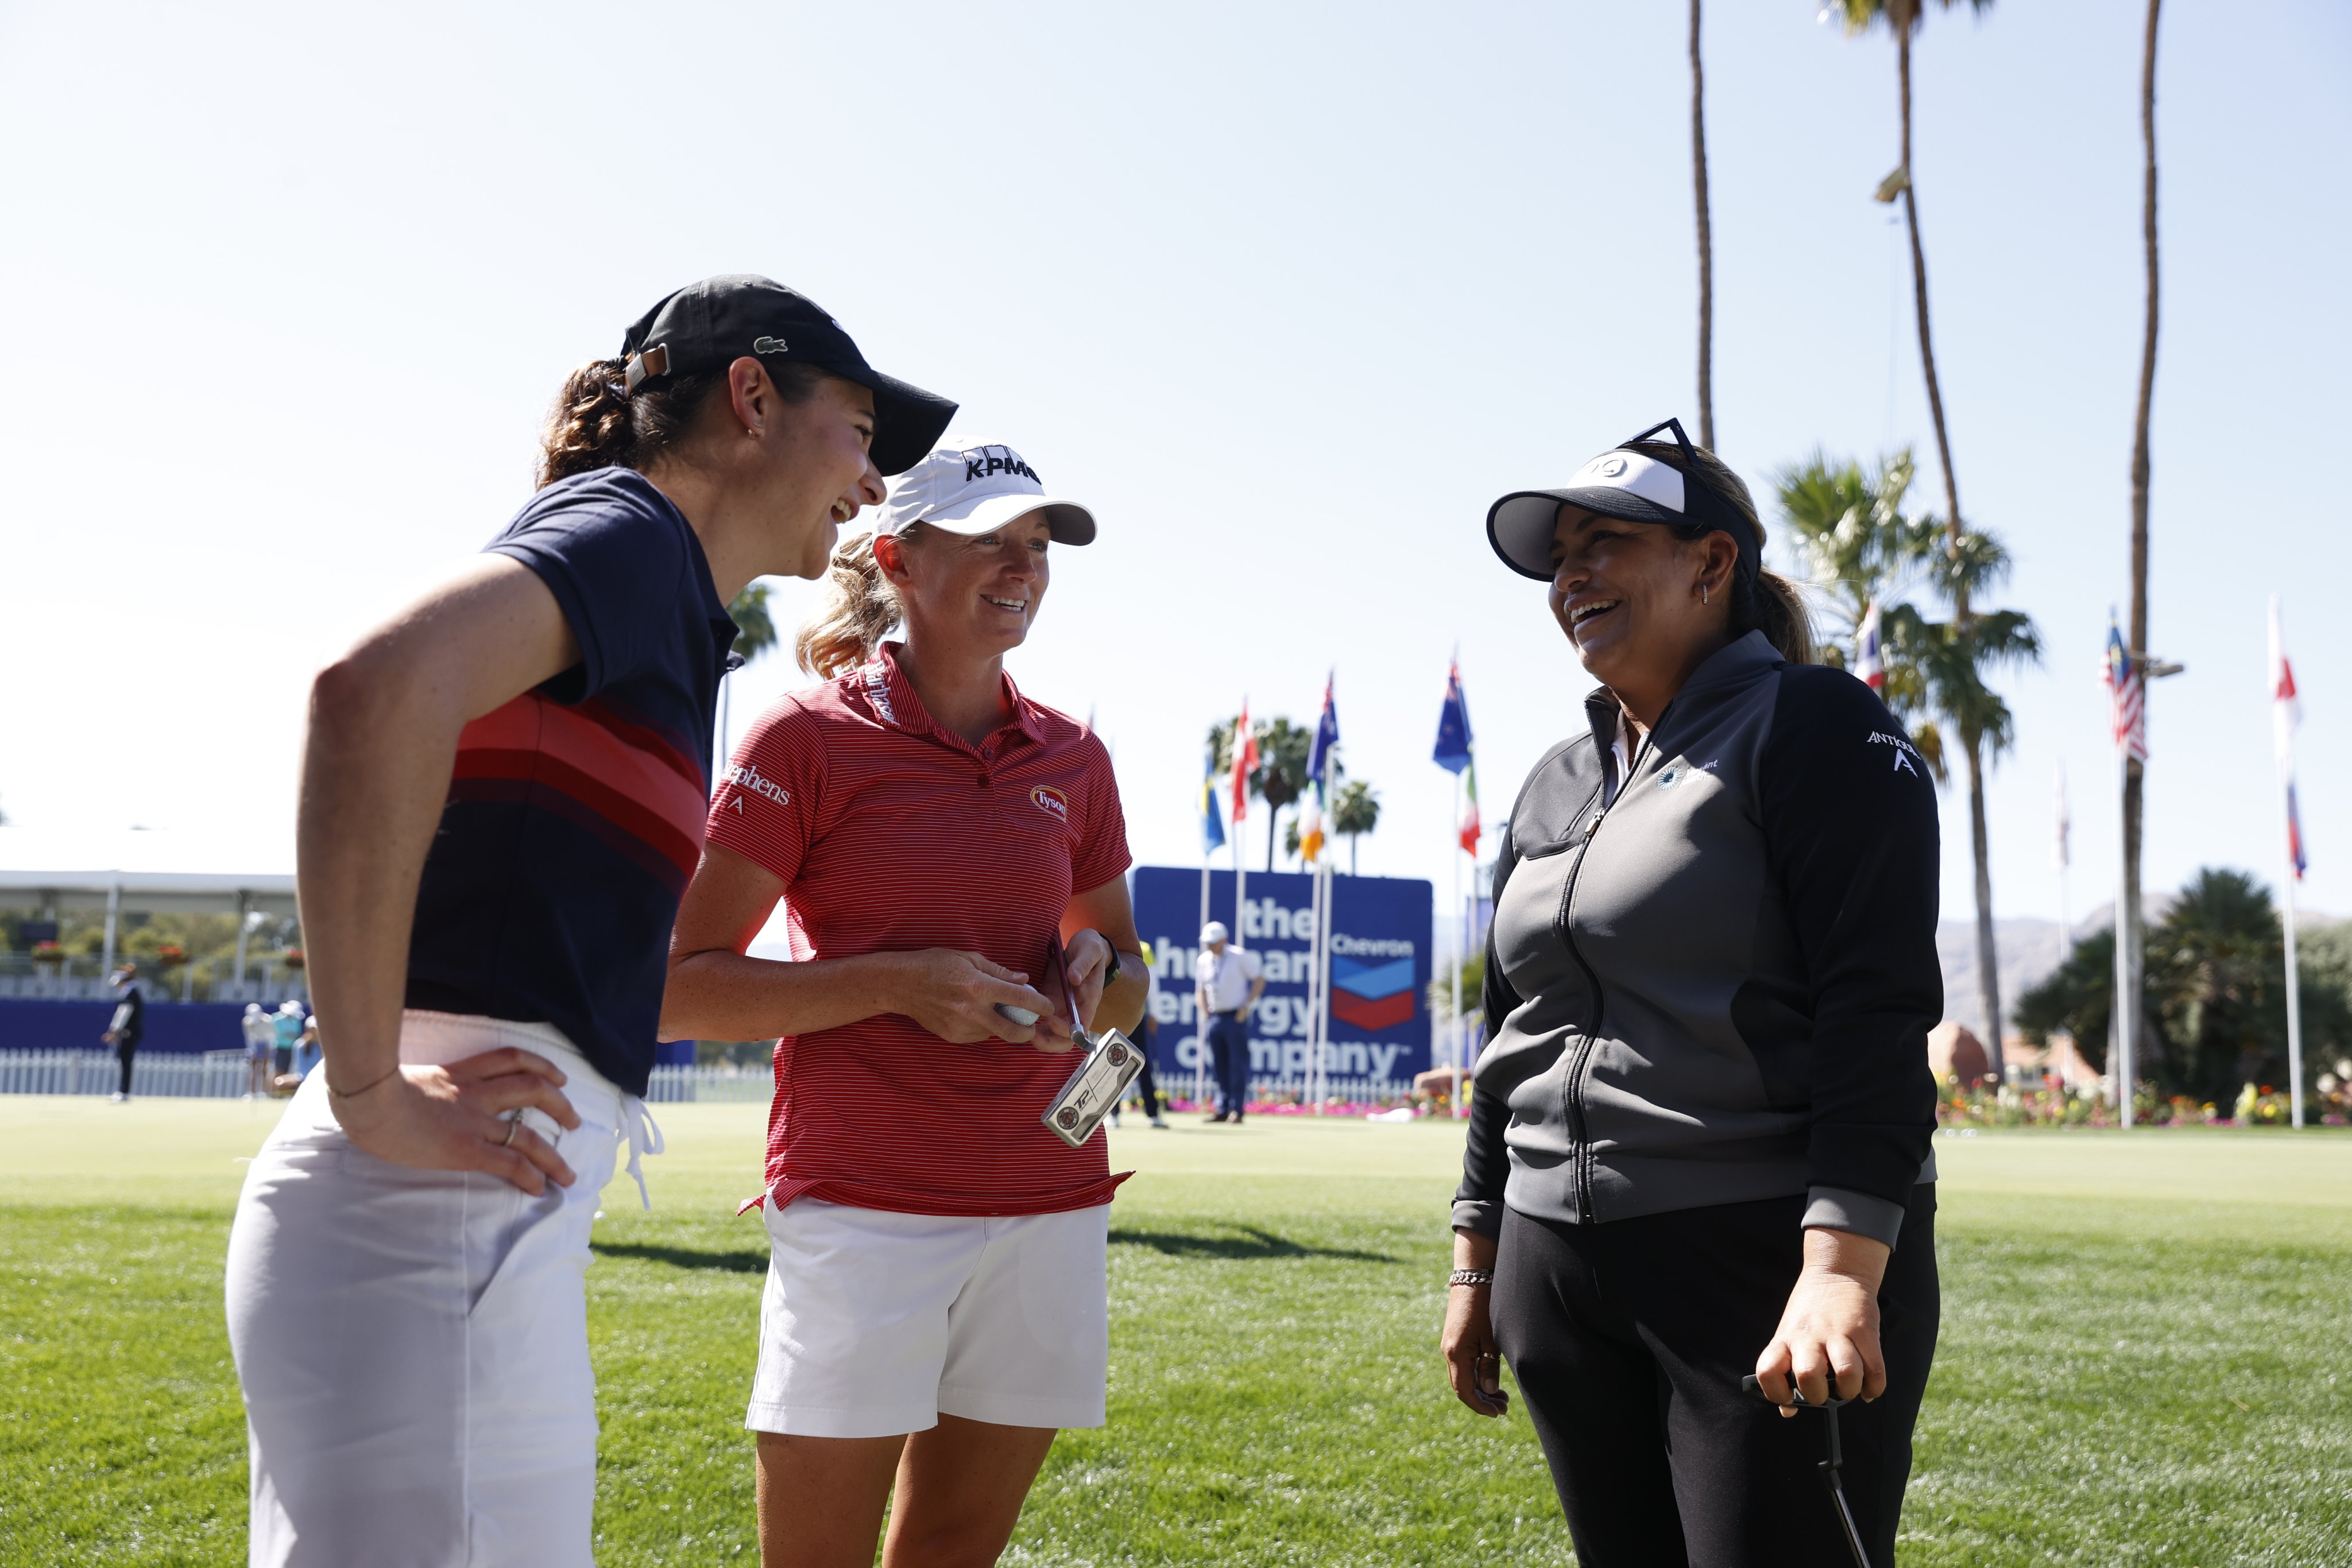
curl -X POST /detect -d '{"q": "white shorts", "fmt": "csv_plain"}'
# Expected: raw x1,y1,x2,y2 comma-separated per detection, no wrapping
746,1199,1110,1439
225,1012,659,1568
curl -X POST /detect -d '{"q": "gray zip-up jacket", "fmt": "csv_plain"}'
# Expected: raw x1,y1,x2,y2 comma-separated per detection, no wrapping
1451,632,1941,1250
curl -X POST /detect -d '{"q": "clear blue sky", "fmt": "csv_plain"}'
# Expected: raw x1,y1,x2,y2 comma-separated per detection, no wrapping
3,0,2346,934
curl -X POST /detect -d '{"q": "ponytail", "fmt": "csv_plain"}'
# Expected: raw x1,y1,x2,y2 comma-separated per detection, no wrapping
795,526,924,677
537,359,638,486
535,355,826,489
1739,570,1817,667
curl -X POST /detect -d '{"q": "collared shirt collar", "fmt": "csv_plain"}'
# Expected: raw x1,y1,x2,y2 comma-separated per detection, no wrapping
861,641,1045,752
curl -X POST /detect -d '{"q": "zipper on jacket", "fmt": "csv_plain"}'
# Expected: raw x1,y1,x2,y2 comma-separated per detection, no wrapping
1554,725,1659,1223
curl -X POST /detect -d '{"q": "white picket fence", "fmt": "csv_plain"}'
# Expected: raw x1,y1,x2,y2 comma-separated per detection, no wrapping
0,1052,1414,1108
0,1050,772,1104
641,1065,772,1104
0,1048,254,1098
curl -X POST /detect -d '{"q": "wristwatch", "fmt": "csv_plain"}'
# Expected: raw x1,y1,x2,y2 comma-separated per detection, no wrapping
1102,945,1123,986
1449,1268,1495,1288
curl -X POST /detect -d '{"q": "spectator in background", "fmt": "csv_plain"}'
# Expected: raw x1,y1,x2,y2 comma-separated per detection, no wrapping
272,1000,303,1082
295,1016,323,1080
1194,922,1263,1124
242,1004,276,1098
101,963,144,1102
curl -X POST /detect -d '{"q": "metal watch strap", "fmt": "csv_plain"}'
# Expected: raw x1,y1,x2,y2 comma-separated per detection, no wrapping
1449,1268,1495,1288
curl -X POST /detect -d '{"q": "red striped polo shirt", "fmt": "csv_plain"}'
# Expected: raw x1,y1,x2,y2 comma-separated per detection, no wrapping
406,467,736,1095
708,642,1133,1216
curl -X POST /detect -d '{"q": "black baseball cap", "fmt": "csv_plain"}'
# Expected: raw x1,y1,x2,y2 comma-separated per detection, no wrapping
1487,418,1760,585
620,275,957,476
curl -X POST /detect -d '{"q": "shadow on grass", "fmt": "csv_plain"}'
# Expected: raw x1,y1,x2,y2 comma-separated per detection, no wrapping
1111,1224,1395,1264
594,1240,767,1274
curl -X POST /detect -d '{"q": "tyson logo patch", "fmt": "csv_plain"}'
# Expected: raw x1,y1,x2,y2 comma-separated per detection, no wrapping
1030,785,1070,823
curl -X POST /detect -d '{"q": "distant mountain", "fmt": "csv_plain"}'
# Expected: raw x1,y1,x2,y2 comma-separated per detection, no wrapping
1939,903,2342,1043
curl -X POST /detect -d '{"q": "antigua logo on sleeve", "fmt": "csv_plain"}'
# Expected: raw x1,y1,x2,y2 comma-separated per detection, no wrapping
1867,730,1925,777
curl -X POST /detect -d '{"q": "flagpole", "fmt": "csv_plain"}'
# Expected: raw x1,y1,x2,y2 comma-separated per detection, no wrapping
1318,858,1334,1110
1233,767,1248,1113
1451,771,1464,1120
1196,857,1210,1114
1306,847,1324,1113
2114,740,2134,1128
2283,821,2305,1130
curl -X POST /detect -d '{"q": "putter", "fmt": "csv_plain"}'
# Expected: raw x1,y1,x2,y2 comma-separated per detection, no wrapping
1040,1022,1145,1147
1740,1375,1874,1568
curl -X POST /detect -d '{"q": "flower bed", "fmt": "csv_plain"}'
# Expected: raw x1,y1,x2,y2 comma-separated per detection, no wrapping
1935,1078,2348,1129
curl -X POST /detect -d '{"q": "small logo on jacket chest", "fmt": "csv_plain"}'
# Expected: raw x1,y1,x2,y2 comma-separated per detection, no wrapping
1030,785,1070,823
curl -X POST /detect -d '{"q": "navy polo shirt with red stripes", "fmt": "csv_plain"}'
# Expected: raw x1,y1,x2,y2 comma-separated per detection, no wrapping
405,467,736,1095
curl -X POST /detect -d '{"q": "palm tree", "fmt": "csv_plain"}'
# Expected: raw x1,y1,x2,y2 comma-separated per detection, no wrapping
1777,448,1944,765
1885,529,2041,1067
2021,870,2352,1102
718,583,781,763
2122,0,2165,1081
1690,0,1716,448
1821,0,1990,600
1332,779,1382,876
1210,716,1314,873
728,583,779,661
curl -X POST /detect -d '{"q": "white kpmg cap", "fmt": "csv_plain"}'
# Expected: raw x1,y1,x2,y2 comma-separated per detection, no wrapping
874,441,1097,544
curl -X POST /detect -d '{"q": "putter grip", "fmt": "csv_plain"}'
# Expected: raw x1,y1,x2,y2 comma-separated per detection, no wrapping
1741,1373,1852,1410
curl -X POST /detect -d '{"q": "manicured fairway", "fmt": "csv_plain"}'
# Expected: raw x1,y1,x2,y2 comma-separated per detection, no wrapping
1,1099,2347,1565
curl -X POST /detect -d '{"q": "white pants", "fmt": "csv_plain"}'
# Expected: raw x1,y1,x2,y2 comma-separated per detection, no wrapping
225,1012,657,1567
746,1199,1110,1439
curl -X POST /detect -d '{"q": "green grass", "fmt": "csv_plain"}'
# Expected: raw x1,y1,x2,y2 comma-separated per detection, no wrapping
1,1102,2349,1565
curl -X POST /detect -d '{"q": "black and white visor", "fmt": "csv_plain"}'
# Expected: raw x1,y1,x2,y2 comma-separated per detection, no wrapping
1485,418,1757,583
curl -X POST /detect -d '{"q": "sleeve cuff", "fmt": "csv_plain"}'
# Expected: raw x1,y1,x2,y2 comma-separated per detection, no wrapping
1802,1185,1908,1251
1450,1198,1503,1239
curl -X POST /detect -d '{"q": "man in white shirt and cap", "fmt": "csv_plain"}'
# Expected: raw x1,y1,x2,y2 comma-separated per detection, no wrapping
1193,922,1263,1124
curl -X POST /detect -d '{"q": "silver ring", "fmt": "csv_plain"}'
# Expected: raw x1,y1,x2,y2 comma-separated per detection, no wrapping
500,1116,521,1148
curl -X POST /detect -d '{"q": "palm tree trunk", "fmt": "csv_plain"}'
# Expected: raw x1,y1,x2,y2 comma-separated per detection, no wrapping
1350,835,1359,876
2123,0,2163,1105
1966,730,2005,1074
1893,3,1967,619
1689,0,1715,450
1266,809,1278,874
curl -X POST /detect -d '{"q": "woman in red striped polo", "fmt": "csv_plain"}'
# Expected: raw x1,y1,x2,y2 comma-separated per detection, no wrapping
662,439,1149,1568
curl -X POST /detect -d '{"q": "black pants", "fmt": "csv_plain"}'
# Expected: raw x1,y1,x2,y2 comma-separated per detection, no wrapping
115,1043,137,1096
1491,1187,1939,1568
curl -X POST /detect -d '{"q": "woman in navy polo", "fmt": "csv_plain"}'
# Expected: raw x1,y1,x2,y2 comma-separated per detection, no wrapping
223,277,954,1567
662,439,1151,1568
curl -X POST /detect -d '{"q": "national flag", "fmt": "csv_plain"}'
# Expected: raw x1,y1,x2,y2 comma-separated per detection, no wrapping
2104,620,2147,761
1855,601,1885,693
2272,597,2308,880
1231,702,1257,823
1459,759,1482,854
1433,660,1473,775
1198,744,1226,854
2270,596,2301,768
1301,673,1339,864
2053,762,2070,870
2287,783,2310,881
1307,672,1339,787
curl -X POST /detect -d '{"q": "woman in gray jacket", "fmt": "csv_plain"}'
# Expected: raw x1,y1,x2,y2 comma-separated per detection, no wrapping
1440,420,1941,1568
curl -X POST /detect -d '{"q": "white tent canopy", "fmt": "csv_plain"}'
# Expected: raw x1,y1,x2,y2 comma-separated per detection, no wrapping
0,828,296,916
